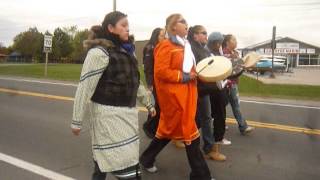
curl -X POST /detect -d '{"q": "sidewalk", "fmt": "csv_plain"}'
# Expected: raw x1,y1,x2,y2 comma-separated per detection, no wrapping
240,96,320,108
245,68,320,86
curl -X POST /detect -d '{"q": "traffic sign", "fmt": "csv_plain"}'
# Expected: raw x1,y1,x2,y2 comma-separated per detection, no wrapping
43,35,53,77
44,35,52,53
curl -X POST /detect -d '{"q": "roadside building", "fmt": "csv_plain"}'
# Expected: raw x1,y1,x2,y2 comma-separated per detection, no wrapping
242,37,320,68
0,53,7,63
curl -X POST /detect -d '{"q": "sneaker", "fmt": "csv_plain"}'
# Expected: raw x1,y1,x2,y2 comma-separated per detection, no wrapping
215,138,231,145
241,126,255,135
144,165,158,173
139,156,158,173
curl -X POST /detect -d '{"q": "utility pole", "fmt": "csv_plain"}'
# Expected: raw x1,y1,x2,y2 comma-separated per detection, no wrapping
113,0,117,11
271,26,276,78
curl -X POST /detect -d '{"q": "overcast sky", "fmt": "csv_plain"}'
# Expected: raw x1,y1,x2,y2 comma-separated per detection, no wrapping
1,0,319,48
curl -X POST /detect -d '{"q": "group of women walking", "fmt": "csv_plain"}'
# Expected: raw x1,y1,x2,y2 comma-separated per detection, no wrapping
71,11,254,180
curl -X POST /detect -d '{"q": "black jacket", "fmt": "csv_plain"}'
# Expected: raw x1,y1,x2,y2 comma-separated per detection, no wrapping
143,44,154,87
190,41,219,96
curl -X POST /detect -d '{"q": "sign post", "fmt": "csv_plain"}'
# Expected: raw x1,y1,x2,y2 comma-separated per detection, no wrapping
271,26,276,78
43,35,52,77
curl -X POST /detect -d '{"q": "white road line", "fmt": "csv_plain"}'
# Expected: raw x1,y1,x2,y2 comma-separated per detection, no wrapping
240,100,320,110
0,152,75,180
1,76,319,110
0,77,78,87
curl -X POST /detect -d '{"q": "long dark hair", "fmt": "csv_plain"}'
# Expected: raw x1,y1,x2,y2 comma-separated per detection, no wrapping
222,34,233,49
90,11,128,43
147,28,163,47
187,25,204,43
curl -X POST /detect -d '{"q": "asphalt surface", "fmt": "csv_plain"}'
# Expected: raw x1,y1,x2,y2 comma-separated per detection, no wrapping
0,77,319,180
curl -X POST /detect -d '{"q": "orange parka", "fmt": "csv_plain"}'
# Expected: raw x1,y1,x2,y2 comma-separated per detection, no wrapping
154,39,199,144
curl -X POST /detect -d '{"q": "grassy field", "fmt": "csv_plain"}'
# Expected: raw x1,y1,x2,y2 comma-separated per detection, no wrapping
0,64,82,81
238,76,320,101
0,63,319,101
0,63,147,83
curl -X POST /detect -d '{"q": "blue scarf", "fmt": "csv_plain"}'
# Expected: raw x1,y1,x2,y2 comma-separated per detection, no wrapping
121,43,135,56
105,33,135,56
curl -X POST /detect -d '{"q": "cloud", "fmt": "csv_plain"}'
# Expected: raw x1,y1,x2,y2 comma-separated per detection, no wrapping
0,0,319,48
0,18,29,46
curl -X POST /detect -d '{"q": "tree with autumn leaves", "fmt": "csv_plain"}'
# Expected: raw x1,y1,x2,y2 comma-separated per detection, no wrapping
2,26,89,63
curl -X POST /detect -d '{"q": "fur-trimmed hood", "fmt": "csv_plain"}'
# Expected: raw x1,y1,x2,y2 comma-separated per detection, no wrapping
83,30,115,50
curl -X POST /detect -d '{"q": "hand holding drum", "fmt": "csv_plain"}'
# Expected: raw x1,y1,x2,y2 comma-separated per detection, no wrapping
196,52,261,82
196,56,232,82
242,52,262,68
230,52,262,77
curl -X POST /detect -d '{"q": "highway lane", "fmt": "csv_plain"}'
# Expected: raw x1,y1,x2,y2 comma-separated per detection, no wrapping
0,77,319,179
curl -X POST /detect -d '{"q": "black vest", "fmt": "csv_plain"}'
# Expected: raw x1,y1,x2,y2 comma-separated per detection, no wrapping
91,46,140,107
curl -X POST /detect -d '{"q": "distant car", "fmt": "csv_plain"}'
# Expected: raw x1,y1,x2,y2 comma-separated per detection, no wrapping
248,58,286,74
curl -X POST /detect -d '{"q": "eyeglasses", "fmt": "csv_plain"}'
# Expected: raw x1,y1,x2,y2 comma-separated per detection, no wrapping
197,31,207,35
177,19,187,25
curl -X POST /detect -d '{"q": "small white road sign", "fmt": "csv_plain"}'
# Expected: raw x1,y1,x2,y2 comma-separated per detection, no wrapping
44,35,52,53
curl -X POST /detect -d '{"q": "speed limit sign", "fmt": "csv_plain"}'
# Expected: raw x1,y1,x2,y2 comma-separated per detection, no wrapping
44,35,52,53
43,35,53,77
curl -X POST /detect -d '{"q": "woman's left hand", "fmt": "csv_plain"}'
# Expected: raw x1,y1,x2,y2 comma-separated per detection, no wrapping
71,128,81,136
149,107,157,117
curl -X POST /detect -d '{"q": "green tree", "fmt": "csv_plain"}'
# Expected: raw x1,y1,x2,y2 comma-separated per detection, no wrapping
12,27,44,62
63,25,78,39
71,29,89,63
52,27,73,62
44,31,52,36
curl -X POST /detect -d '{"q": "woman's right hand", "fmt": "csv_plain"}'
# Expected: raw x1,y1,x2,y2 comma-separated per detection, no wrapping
182,72,197,83
189,72,197,80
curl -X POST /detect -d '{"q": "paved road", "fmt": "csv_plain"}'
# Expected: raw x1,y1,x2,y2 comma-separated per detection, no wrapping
1,76,319,129
0,77,319,180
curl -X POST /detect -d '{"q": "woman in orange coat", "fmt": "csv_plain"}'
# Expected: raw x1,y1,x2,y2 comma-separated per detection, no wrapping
140,14,213,180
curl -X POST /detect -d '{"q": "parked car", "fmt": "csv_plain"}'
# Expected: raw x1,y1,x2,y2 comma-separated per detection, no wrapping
248,58,286,74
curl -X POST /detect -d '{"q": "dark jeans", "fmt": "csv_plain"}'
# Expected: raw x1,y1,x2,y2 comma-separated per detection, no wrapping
92,161,141,180
196,94,214,154
140,137,212,180
143,88,160,138
210,89,227,142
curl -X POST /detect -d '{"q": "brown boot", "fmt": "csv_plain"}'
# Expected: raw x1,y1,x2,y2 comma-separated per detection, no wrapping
205,144,226,161
172,140,185,148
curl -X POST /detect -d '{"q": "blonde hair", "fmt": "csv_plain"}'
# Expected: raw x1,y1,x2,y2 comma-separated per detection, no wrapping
165,13,183,36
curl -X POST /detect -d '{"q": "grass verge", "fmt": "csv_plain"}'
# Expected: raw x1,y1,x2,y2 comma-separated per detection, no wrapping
0,63,319,101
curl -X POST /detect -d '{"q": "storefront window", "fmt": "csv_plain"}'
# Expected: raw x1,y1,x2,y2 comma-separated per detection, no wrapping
299,54,320,65
299,54,309,65
310,55,320,65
